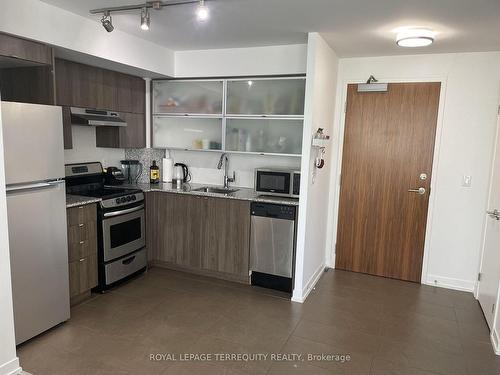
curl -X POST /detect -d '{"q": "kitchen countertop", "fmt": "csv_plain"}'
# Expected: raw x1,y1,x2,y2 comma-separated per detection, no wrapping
125,182,300,206
66,194,102,208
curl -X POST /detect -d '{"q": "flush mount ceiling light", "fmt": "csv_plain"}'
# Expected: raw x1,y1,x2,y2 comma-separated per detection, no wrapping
396,28,435,47
90,0,212,33
101,11,114,32
140,7,150,30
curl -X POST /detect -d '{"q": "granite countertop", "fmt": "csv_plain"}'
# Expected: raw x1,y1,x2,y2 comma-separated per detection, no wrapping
124,182,300,206
66,194,102,208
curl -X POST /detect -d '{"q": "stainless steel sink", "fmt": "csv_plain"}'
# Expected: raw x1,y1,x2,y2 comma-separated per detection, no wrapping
193,186,239,195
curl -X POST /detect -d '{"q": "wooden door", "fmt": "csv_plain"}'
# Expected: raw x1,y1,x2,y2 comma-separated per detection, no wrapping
335,82,440,282
478,115,500,329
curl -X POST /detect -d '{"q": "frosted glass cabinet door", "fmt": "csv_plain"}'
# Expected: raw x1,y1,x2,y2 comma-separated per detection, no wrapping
225,119,303,155
226,78,306,116
153,117,223,150
153,81,223,115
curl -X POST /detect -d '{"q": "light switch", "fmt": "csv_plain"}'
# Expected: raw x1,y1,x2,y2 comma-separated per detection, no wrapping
462,175,472,187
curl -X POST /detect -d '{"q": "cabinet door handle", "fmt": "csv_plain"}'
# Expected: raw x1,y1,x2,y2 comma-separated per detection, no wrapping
78,206,84,209
79,241,85,245
79,258,85,262
79,223,85,227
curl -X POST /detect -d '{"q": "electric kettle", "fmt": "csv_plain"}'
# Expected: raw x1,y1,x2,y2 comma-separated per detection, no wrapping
173,163,190,183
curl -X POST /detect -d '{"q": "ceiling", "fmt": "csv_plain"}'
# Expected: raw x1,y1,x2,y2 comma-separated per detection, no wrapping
40,0,500,57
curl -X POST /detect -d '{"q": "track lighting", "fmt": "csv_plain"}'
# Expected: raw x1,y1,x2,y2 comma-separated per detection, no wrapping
101,12,114,32
140,7,150,30
196,0,209,21
91,1,212,32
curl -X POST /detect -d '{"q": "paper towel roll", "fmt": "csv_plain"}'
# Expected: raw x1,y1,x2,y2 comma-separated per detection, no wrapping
162,157,173,183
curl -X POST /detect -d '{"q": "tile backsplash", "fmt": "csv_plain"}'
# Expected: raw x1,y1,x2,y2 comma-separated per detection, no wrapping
124,148,166,183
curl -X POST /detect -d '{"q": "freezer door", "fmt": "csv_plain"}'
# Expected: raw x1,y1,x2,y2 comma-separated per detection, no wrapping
1,102,64,185
7,180,70,344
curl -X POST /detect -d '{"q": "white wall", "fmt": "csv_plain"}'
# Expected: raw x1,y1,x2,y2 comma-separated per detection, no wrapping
292,33,339,302
0,0,175,77
64,126,125,168
0,102,22,375
174,44,307,77
326,52,500,292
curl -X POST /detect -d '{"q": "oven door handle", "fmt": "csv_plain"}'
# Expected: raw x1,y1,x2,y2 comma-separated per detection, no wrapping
103,204,145,218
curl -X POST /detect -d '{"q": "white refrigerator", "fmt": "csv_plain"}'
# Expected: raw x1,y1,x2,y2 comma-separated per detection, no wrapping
2,101,70,345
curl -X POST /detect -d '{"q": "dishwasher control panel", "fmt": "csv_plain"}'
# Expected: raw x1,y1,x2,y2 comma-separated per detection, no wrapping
251,202,296,220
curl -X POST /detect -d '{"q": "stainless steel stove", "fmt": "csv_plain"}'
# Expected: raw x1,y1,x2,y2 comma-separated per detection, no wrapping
65,162,147,291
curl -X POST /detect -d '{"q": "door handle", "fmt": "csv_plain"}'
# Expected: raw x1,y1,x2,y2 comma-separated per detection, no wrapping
487,209,500,220
408,187,426,195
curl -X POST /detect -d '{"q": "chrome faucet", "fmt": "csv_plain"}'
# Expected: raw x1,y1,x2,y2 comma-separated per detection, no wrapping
217,153,235,189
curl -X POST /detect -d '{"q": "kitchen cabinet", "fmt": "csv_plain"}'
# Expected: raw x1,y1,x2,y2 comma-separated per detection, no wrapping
153,116,222,150
55,58,146,149
0,33,55,105
55,59,146,113
66,204,98,305
151,77,304,156
226,78,305,116
0,33,53,65
147,192,251,283
153,80,223,115
96,112,146,149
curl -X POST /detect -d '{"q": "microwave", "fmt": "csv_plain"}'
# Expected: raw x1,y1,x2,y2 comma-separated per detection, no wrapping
255,169,300,198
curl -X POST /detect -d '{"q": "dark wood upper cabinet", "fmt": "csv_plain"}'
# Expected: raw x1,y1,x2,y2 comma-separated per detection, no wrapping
55,58,146,149
55,58,145,114
0,33,53,65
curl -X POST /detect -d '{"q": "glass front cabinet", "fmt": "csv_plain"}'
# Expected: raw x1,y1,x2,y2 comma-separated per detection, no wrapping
152,77,305,156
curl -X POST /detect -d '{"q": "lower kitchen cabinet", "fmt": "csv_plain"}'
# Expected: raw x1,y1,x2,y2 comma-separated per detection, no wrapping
68,255,98,298
66,204,98,305
147,192,251,283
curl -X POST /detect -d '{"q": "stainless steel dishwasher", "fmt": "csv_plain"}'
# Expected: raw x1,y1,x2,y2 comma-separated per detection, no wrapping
250,202,297,293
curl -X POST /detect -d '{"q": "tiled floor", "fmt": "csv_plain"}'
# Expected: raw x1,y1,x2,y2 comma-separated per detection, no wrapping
17,267,500,375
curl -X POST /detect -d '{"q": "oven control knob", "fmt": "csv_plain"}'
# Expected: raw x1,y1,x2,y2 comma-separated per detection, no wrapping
131,195,136,201
115,198,120,204
126,196,132,202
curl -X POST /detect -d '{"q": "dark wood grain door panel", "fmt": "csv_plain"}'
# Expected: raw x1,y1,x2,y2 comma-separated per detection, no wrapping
335,82,440,282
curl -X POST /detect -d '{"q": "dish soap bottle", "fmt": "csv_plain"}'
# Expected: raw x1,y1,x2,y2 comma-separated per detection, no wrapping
150,160,160,184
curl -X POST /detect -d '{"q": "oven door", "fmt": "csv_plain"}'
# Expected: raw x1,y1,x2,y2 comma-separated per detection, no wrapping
102,206,145,262
255,171,291,196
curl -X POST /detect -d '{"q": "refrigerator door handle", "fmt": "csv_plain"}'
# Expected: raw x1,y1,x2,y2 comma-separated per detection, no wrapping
6,180,63,193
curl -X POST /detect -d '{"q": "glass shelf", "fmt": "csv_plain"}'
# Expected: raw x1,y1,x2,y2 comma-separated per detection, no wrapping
225,118,303,155
153,117,223,150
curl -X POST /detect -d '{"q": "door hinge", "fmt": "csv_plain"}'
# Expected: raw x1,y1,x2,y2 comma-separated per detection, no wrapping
492,303,496,314
344,101,347,113
498,105,500,115
478,272,482,281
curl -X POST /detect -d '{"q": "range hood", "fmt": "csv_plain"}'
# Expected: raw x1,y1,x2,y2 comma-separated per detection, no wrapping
70,107,127,127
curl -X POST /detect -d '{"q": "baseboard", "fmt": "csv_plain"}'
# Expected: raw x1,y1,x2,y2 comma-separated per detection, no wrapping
425,274,476,292
0,357,21,375
291,263,325,303
491,328,500,355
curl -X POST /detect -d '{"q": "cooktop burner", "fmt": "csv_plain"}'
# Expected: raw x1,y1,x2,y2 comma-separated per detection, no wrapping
76,187,141,199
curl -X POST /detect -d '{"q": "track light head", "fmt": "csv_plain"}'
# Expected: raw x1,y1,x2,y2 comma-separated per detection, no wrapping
101,12,114,32
140,7,150,31
197,0,209,21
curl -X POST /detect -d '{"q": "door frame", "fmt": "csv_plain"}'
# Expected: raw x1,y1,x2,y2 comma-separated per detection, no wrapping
326,76,448,285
